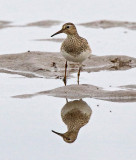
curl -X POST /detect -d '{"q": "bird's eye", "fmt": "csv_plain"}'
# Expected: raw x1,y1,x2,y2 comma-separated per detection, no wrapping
66,26,70,29
67,138,71,140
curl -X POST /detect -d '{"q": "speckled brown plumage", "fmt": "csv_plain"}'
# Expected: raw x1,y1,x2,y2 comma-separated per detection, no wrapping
51,22,92,85
52,99,92,143
51,22,91,58
61,34,91,57
62,108,90,131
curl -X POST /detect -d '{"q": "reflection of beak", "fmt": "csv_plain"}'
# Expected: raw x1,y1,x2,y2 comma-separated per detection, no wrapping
52,130,64,137
51,29,63,37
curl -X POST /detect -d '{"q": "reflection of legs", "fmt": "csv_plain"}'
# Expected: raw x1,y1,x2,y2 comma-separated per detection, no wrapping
63,61,67,86
66,98,68,103
77,66,81,85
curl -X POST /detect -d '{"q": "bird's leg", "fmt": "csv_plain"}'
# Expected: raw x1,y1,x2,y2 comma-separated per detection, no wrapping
77,65,82,85
63,61,67,86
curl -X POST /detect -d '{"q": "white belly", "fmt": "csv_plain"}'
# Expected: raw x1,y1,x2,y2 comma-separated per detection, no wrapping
61,49,91,63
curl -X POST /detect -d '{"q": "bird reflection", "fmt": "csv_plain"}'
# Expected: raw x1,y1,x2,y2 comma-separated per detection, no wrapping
52,99,92,143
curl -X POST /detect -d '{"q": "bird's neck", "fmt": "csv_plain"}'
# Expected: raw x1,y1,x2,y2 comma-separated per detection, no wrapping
67,33,79,39
67,127,80,133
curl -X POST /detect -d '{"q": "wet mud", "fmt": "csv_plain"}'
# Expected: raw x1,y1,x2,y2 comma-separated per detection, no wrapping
1,20,136,31
5,51,135,102
25,20,61,28
0,20,62,29
79,20,136,30
0,20,12,29
0,51,135,79
13,84,136,102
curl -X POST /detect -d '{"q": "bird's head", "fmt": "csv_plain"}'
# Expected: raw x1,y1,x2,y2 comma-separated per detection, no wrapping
52,130,78,143
51,23,77,37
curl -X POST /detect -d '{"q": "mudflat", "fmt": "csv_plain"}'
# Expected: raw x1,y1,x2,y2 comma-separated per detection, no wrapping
0,51,135,78
1,51,134,102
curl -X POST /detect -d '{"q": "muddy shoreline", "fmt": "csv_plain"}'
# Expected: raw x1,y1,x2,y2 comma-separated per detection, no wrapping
13,84,136,102
1,20,136,30
79,20,136,30
0,51,135,79
0,51,134,102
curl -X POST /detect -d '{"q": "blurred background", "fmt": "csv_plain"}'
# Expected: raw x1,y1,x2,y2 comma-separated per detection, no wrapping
0,0,136,24
0,0,136,55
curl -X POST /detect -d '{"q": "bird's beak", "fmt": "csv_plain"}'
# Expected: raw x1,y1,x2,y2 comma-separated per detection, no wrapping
51,29,63,37
52,130,64,137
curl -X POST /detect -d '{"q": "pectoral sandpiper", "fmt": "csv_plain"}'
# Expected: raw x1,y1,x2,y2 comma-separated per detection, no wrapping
51,22,92,85
52,99,92,143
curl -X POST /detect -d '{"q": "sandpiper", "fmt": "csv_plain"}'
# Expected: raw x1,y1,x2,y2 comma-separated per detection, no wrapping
52,99,92,143
51,22,92,85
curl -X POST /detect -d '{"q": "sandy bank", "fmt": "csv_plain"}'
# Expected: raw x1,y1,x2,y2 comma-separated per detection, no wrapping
13,84,136,102
0,51,135,79
79,20,136,30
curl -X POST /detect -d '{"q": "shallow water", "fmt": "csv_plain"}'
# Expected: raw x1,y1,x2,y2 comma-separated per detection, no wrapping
70,68,136,91
0,73,136,160
0,25,136,58
0,0,136,160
